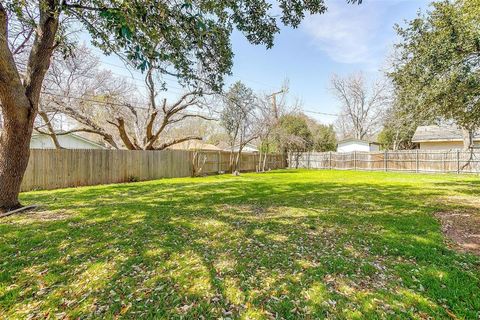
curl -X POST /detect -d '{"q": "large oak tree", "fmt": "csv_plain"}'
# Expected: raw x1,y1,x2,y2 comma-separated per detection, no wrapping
389,0,480,149
0,0,360,211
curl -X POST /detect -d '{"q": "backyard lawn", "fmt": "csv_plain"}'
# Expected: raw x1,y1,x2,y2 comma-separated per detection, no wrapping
1,170,479,319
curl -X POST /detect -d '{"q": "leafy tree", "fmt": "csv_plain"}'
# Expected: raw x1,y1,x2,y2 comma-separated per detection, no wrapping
220,81,259,172
0,0,360,211
311,123,337,152
389,0,480,149
279,114,312,148
378,101,435,150
377,126,416,151
278,113,312,168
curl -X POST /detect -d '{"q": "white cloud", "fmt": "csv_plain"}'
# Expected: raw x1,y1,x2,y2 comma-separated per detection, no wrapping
302,1,398,66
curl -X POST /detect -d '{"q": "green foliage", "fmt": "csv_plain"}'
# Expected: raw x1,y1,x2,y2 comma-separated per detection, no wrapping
311,123,337,152
390,0,480,132
220,81,257,145
1,170,479,318
278,114,337,152
377,127,395,150
279,114,311,138
5,0,362,91
378,102,427,150
279,113,313,151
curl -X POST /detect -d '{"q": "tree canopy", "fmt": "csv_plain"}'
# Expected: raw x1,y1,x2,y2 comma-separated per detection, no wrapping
279,113,313,152
389,0,480,147
5,0,359,91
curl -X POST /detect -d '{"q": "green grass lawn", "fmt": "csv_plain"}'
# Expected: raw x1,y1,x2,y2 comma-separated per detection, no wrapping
1,170,479,319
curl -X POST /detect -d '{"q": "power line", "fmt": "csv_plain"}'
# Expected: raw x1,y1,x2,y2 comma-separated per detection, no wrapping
97,58,278,92
302,108,340,117
95,62,186,94
16,59,186,95
41,91,214,118
42,90,149,109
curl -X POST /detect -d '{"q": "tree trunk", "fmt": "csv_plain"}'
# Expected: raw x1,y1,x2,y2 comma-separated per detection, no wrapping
0,1,59,212
38,111,63,149
0,106,35,211
462,127,474,150
257,149,262,172
263,151,268,171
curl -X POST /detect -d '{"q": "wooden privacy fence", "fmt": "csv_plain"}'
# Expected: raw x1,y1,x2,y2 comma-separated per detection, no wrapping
21,149,285,192
191,150,284,175
290,150,480,174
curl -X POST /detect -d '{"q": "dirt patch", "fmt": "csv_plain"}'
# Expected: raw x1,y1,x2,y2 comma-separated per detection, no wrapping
2,208,70,225
436,210,480,256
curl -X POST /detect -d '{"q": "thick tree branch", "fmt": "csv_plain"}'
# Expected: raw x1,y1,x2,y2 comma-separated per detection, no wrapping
24,0,60,109
168,113,216,124
37,110,63,149
61,106,119,149
0,3,30,116
107,118,138,150
145,111,158,141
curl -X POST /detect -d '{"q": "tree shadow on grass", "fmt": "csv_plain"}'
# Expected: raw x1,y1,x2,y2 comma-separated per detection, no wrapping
1,171,479,318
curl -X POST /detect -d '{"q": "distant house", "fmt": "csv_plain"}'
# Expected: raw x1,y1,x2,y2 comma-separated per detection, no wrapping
337,138,380,152
232,143,259,153
412,125,480,150
168,140,222,151
30,132,106,149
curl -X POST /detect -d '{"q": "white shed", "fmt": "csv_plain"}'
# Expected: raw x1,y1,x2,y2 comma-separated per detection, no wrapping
337,138,380,152
30,133,106,149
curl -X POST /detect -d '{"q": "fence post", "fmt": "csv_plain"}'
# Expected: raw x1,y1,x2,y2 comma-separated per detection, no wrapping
353,151,357,170
416,149,419,173
457,150,460,174
384,150,388,172
329,151,332,170
442,152,446,173
218,151,221,173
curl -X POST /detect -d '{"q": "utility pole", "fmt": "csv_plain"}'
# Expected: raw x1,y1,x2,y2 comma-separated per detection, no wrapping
268,89,284,121
267,89,285,166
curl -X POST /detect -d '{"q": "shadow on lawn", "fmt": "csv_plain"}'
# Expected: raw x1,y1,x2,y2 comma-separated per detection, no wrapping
1,171,479,318
433,179,480,197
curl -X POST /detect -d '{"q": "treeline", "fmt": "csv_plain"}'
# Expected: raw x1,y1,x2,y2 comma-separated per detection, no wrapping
217,81,336,172
380,0,480,150
329,0,480,151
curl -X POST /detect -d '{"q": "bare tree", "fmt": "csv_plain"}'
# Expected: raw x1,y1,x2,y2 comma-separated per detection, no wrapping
256,97,277,172
36,45,125,148
331,73,391,140
255,86,291,171
38,47,213,150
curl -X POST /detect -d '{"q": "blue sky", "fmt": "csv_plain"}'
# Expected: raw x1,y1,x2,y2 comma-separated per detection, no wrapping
226,0,431,123
93,0,431,124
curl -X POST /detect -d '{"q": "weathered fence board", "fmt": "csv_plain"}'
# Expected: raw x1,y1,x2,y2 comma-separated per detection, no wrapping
290,150,480,174
21,149,285,192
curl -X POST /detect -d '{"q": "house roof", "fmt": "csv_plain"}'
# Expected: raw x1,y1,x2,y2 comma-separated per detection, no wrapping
168,140,222,151
31,132,106,149
412,125,480,142
233,143,259,151
222,142,259,152
338,137,379,145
